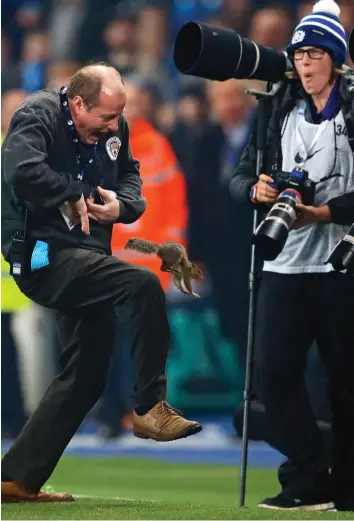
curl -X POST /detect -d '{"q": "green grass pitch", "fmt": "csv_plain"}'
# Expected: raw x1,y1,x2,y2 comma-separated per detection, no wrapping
2,457,353,519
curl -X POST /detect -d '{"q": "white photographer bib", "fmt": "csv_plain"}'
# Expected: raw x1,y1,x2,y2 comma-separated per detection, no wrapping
263,100,353,274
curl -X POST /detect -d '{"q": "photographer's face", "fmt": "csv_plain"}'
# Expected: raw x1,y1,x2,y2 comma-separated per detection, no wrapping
71,88,126,145
294,46,334,96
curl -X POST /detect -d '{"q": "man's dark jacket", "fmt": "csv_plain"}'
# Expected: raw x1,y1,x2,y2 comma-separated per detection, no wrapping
1,89,146,261
230,73,354,225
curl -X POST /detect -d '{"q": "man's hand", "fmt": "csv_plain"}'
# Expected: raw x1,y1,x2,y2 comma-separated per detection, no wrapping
255,174,279,203
86,186,120,224
293,204,332,230
70,194,90,235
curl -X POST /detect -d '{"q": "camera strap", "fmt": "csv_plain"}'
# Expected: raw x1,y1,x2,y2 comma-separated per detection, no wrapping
295,102,330,166
59,86,98,183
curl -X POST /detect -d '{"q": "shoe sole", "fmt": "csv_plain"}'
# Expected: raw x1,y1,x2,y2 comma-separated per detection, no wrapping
134,423,202,442
258,501,335,511
2,497,74,503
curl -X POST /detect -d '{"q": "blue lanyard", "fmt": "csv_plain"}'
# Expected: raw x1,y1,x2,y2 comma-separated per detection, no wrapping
59,86,97,183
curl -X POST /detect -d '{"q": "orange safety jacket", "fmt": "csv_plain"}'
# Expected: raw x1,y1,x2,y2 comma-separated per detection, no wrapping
111,118,187,292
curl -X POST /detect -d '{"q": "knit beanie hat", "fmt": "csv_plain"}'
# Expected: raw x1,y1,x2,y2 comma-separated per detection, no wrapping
287,0,347,67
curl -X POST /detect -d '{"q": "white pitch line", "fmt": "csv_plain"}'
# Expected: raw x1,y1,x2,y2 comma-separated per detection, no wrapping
73,494,161,503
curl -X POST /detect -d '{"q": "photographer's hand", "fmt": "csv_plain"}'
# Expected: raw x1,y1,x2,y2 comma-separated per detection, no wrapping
293,204,331,229
86,186,120,223
256,174,279,203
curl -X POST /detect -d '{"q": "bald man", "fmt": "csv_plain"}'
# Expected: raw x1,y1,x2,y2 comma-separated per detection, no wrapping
1,62,201,503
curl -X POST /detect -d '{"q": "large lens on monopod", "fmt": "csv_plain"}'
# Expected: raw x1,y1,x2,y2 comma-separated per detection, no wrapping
173,21,289,83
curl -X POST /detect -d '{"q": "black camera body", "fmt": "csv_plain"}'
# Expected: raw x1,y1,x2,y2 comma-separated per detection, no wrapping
271,168,316,206
253,168,316,261
90,187,105,205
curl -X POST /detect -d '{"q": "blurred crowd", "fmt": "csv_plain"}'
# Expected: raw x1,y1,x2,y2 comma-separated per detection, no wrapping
2,0,354,440
3,0,353,128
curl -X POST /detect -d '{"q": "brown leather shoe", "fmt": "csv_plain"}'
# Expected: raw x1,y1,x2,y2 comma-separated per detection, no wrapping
133,401,202,442
1,481,74,503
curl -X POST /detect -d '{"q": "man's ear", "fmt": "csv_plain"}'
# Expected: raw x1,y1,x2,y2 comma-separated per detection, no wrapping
73,95,85,111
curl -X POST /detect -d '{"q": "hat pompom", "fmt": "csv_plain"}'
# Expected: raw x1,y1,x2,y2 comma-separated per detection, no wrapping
312,0,341,17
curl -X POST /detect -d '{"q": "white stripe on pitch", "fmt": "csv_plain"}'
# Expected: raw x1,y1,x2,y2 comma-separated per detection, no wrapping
74,494,161,503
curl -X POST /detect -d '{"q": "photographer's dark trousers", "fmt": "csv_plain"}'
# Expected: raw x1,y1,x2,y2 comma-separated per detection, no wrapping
1,248,169,491
254,271,354,503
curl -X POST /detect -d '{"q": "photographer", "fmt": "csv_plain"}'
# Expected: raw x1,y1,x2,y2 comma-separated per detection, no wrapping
1,63,201,503
230,0,354,512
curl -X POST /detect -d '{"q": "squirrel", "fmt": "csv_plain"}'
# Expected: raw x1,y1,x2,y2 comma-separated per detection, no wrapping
125,238,203,298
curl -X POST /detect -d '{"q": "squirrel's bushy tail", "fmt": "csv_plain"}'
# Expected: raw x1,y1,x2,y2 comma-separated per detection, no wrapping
125,238,159,254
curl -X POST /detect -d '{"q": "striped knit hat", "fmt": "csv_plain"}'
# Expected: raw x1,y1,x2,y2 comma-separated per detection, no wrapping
287,0,347,66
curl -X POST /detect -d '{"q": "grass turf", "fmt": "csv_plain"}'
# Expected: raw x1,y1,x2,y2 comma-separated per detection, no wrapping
2,457,353,520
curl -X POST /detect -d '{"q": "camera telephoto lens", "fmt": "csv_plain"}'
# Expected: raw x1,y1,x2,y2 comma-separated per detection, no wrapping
326,225,354,274
173,21,289,83
253,189,302,261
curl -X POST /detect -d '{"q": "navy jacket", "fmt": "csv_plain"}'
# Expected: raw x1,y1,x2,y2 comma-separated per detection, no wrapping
1,89,145,260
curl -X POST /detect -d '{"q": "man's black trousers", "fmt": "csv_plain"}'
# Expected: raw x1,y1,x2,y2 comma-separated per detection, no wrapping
2,248,170,491
254,271,354,502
